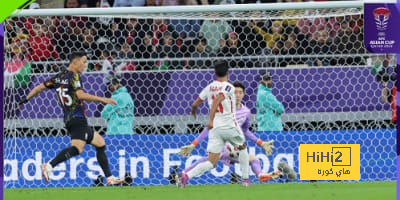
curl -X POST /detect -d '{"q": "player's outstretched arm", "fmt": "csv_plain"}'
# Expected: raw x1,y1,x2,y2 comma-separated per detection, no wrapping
243,129,259,144
258,140,274,156
260,140,274,155
76,90,117,105
19,83,47,108
101,94,124,120
191,97,203,119
243,130,274,155
178,128,210,157
193,127,209,144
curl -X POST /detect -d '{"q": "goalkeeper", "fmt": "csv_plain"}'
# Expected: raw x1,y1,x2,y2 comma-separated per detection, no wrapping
178,81,279,182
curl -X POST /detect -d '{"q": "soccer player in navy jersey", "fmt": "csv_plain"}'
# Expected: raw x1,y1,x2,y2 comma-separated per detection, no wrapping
19,52,124,185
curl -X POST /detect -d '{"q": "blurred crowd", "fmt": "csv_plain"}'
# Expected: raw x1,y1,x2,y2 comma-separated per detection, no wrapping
5,0,366,73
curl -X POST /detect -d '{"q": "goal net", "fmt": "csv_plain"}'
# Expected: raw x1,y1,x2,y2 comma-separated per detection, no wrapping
4,2,396,188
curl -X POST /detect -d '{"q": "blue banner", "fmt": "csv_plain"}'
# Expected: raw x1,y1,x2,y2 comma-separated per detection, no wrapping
4,129,396,188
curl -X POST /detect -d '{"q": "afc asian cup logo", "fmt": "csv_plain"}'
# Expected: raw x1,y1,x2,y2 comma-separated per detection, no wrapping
373,7,391,31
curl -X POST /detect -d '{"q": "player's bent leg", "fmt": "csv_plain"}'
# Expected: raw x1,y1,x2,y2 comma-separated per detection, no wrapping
258,171,282,182
237,143,250,187
184,153,219,180
178,129,224,188
176,156,212,188
248,154,282,182
248,154,262,177
90,132,124,185
89,131,106,147
228,128,250,186
249,154,258,162
71,139,86,154
208,152,220,166
181,153,219,188
184,157,208,174
42,163,53,183
44,140,83,182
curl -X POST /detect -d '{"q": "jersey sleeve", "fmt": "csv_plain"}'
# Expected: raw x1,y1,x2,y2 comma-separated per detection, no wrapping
198,86,208,101
241,114,251,132
43,75,57,89
243,129,259,144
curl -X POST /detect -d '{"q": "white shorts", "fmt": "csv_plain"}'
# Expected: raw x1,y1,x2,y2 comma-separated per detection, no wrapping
207,126,245,154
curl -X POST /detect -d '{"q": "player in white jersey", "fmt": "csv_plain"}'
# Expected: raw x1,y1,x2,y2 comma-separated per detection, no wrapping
177,82,282,184
178,60,251,187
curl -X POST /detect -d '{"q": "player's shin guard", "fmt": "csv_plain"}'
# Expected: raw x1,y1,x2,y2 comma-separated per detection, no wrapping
50,146,80,167
96,146,112,178
238,149,249,179
186,160,214,179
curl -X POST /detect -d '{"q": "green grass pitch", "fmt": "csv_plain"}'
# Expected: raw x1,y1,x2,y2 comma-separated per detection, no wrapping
5,181,395,200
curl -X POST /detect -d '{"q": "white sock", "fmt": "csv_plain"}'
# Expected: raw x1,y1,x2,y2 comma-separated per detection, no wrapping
186,160,214,179
47,163,53,171
238,149,249,179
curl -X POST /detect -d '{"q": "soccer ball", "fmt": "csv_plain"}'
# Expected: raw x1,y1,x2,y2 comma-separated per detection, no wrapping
278,162,297,180
225,143,240,158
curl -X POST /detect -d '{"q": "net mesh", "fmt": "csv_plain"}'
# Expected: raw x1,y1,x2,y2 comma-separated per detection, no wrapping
5,7,368,71
3,5,396,188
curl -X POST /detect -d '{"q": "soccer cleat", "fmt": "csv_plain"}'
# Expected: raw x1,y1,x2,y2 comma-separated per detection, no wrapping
180,173,189,188
242,179,250,187
42,163,53,182
258,170,282,182
106,176,125,185
258,172,272,182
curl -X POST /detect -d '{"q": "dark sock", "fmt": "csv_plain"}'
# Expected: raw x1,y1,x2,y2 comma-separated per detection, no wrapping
50,146,80,167
96,146,112,178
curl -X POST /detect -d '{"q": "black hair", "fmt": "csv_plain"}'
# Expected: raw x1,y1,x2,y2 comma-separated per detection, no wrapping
232,81,245,92
193,37,207,46
214,60,229,78
69,51,87,63
64,0,81,8
111,76,121,85
260,71,272,81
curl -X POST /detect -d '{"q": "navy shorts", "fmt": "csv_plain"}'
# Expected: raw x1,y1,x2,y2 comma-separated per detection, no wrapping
66,118,94,144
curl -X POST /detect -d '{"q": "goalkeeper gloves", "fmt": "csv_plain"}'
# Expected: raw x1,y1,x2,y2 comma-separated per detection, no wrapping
261,140,274,155
178,144,196,157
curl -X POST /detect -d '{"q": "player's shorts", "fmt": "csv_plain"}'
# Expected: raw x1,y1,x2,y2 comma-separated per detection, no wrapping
207,126,245,154
66,117,94,144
